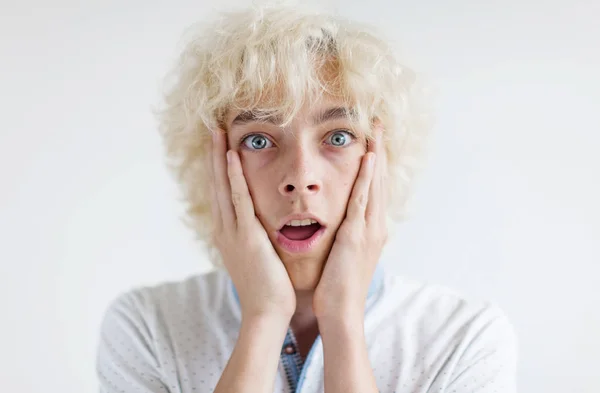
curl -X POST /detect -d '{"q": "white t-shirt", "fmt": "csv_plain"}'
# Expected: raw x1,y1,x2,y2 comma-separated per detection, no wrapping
96,265,518,393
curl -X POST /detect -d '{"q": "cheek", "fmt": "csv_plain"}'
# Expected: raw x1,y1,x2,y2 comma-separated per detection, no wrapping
239,153,275,214
342,162,351,188
333,156,362,194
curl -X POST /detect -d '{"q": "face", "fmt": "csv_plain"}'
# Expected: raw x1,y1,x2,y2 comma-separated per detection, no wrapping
225,98,367,291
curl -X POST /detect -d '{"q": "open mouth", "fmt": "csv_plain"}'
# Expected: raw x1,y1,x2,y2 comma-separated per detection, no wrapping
279,220,323,241
276,218,326,253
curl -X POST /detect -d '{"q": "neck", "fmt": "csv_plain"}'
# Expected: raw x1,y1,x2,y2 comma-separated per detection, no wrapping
290,290,320,359
291,290,316,328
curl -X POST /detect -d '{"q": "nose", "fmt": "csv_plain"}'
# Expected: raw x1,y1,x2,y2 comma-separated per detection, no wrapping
278,148,322,197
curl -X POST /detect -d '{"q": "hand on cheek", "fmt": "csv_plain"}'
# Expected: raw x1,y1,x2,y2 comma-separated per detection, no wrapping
313,127,388,322
209,129,296,322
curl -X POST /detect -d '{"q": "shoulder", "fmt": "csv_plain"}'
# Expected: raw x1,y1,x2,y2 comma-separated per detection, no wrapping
99,268,236,337
96,270,237,390
376,273,517,356
383,273,513,324
372,274,518,390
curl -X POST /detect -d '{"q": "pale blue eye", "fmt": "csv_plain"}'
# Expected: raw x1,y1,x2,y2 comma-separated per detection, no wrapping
327,130,353,147
243,134,273,150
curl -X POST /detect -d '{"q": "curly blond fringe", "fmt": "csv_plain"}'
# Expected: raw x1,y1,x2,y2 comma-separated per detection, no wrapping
155,3,431,267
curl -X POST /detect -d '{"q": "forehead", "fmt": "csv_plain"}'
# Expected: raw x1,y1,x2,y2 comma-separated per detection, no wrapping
225,96,357,128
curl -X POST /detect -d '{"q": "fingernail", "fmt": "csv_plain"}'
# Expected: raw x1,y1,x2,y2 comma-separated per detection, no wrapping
226,150,232,163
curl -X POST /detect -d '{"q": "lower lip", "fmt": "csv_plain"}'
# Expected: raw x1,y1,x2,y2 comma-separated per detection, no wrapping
275,226,326,253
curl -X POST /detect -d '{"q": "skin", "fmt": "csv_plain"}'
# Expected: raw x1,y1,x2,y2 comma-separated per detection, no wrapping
226,98,374,356
225,98,366,291
211,96,387,393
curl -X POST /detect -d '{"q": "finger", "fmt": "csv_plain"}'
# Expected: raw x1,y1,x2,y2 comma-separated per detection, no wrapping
366,127,384,223
226,149,256,229
211,129,236,227
206,132,222,232
379,129,389,218
346,152,376,221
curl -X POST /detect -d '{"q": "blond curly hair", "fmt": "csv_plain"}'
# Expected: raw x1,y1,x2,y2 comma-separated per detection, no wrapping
155,3,430,266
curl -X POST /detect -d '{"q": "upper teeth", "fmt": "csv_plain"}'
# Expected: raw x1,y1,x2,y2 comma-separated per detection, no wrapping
285,219,318,227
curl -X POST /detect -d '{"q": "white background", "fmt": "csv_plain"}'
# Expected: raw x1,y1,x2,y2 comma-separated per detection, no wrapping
1,0,598,392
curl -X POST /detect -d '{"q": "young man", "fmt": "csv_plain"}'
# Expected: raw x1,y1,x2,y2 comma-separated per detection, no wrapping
97,4,518,393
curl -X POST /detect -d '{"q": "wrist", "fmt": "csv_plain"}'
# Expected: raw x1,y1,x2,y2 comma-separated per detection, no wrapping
313,287,368,322
317,313,365,339
236,314,291,358
318,315,368,369
314,300,365,324
241,312,291,334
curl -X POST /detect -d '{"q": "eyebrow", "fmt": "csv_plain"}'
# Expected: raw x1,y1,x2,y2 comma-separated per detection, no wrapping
312,106,357,125
231,110,281,126
231,106,356,127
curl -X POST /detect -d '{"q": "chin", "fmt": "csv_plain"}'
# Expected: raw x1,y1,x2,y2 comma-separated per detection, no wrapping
290,276,320,292
266,220,338,291
279,250,329,292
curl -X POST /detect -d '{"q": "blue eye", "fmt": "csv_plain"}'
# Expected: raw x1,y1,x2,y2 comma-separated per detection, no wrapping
326,130,354,147
242,134,273,150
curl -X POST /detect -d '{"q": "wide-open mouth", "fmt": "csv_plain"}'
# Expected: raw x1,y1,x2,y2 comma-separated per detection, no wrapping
279,221,323,241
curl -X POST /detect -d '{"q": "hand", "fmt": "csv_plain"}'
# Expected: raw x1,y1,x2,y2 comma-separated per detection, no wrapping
313,126,388,321
209,129,296,321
